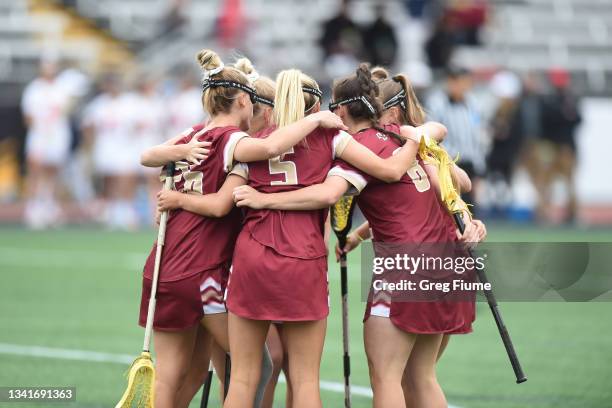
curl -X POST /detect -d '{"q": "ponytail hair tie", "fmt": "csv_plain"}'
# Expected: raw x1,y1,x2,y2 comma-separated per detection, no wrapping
202,62,225,80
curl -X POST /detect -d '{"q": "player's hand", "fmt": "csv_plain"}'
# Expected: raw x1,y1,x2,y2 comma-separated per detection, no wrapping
471,219,487,243
335,233,362,262
456,211,479,250
233,185,268,209
157,190,183,211
400,125,432,146
399,125,416,142
184,137,211,164
311,111,349,131
399,125,424,145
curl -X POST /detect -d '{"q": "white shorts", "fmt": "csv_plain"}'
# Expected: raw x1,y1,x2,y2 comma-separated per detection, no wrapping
93,137,140,176
26,129,71,166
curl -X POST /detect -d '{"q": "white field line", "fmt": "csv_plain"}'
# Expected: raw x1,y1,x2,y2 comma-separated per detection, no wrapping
0,247,145,270
0,342,461,407
0,342,134,365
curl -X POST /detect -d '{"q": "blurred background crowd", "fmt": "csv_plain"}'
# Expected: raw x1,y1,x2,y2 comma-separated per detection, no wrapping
0,0,611,230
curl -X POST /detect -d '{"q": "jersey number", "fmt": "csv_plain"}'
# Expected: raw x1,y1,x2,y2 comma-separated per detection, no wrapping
407,162,430,192
268,148,298,186
173,161,204,193
392,148,431,192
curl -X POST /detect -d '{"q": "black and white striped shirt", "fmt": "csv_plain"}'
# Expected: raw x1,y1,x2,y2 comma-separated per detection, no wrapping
426,91,486,174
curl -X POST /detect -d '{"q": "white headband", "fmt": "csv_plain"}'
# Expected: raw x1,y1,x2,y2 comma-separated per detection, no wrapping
202,62,225,80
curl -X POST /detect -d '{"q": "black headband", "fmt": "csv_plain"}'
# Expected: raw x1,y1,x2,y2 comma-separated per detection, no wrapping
201,79,258,103
254,95,274,107
302,87,322,99
383,88,407,110
329,95,376,115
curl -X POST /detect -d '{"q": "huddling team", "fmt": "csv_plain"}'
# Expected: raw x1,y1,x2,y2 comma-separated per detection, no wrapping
138,48,487,408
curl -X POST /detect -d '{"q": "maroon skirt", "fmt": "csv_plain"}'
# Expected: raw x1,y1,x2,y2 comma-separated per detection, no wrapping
364,298,475,334
226,231,329,321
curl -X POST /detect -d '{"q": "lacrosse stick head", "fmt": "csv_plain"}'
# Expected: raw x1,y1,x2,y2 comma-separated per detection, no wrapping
330,196,356,249
115,352,155,408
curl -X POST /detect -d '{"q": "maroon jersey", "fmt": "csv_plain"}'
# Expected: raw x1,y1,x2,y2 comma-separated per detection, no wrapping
329,124,456,243
331,125,475,334
231,126,352,259
143,125,248,282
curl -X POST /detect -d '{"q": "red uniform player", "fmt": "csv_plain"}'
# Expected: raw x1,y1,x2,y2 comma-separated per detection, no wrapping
331,126,476,334
140,124,246,330
226,125,353,321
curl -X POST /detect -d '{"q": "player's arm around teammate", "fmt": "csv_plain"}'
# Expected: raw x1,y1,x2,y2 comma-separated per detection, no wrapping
140,48,267,408
141,106,346,170
175,57,281,408
328,161,483,259
153,108,348,218
229,115,449,212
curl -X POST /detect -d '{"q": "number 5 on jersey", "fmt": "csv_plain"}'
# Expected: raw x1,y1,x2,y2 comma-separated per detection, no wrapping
268,147,298,186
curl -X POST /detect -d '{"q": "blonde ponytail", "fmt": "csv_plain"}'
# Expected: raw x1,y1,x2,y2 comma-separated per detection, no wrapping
393,74,425,126
376,69,460,208
274,69,306,127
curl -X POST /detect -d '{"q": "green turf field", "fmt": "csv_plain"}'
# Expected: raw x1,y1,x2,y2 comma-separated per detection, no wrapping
0,225,611,408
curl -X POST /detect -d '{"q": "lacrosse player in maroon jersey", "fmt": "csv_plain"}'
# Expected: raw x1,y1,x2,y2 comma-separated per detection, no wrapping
370,66,486,408
137,49,349,408
232,58,293,408
176,56,280,408
231,64,484,408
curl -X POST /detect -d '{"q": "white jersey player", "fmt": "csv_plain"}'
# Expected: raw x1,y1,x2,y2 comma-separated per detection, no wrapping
82,75,139,229
21,60,72,228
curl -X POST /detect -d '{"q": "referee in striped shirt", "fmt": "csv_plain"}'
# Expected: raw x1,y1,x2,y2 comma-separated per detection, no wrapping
426,66,486,210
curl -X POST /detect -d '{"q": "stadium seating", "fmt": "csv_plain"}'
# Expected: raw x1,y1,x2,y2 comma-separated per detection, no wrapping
455,0,612,94
1,0,611,98
35,0,409,80
60,0,612,93
0,0,66,97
